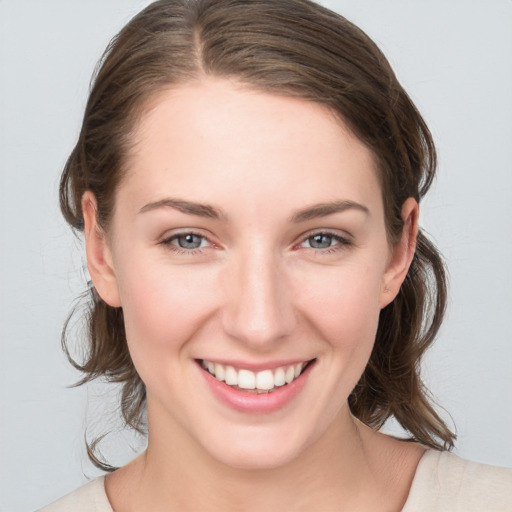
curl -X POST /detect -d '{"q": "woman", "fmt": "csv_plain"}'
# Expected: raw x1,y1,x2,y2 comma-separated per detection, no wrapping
40,0,511,510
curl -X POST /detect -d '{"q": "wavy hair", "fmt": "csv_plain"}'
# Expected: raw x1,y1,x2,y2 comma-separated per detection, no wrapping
60,0,455,470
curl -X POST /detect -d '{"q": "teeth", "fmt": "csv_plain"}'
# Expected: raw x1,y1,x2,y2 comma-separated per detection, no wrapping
256,369,274,391
238,369,256,390
225,365,237,386
201,359,310,391
274,367,285,387
214,363,225,382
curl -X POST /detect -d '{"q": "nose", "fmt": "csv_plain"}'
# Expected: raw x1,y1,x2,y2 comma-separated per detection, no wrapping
221,244,296,349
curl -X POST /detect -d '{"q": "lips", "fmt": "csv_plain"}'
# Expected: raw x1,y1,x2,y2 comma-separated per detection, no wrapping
200,359,310,393
197,358,316,413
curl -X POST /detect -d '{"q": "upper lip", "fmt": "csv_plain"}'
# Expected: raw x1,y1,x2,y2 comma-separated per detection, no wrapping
196,358,316,372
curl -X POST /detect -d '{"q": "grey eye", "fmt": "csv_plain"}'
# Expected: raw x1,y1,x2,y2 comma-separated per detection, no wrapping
307,233,334,249
175,233,204,249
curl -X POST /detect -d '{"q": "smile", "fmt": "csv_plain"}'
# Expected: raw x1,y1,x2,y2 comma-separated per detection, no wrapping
199,359,314,394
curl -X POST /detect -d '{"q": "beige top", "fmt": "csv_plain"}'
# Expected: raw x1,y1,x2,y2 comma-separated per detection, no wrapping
39,450,512,511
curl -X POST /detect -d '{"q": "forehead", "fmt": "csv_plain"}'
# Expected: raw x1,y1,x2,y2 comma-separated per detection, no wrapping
121,78,381,217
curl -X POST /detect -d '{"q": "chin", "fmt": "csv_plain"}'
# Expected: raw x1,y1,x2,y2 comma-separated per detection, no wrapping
198,424,313,471
211,443,304,471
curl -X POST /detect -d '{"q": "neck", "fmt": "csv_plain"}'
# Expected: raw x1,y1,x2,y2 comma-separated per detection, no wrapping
121,404,387,511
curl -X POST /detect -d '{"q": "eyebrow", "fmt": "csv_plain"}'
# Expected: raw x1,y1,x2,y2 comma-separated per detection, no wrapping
290,200,370,223
138,198,226,220
138,197,369,223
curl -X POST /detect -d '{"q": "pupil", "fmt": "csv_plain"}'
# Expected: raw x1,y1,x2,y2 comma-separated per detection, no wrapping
310,234,331,249
179,234,202,249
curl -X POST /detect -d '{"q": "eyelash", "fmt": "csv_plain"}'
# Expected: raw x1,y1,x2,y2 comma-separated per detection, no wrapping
159,230,353,256
159,231,212,255
298,231,353,255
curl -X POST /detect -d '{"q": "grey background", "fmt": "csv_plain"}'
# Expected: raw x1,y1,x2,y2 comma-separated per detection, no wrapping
1,1,511,510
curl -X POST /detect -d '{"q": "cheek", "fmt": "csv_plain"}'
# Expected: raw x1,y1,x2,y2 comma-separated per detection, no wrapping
283,262,384,433
298,261,383,345
294,260,384,398
115,258,219,372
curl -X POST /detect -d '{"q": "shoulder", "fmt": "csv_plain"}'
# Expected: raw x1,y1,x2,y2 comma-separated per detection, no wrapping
402,450,512,512
38,476,113,512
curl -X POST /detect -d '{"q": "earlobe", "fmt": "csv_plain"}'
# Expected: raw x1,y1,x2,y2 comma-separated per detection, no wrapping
82,191,121,307
379,197,419,309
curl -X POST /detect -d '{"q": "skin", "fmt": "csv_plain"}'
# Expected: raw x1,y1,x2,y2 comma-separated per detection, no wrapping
83,78,423,511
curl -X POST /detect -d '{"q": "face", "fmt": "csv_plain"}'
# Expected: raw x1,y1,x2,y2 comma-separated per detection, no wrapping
84,78,416,470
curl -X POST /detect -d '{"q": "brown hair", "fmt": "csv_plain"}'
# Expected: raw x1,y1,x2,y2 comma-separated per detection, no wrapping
61,0,455,470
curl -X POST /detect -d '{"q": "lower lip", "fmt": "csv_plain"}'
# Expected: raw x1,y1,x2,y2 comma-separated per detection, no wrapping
197,361,315,414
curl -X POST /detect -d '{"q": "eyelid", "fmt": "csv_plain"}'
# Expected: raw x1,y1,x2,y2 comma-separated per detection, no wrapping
297,228,353,244
158,229,217,255
294,229,354,255
157,228,353,254
159,229,207,242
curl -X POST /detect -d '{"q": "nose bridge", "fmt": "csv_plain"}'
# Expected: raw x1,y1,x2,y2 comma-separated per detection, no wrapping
222,240,295,347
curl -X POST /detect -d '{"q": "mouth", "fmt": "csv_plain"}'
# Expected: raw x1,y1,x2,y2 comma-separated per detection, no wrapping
197,358,316,394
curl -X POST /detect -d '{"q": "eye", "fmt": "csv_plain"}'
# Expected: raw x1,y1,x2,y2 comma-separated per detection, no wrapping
304,233,336,249
299,231,352,253
160,231,211,253
173,233,207,250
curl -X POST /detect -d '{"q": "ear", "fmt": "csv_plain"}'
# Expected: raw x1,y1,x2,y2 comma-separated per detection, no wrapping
82,191,121,307
379,197,419,309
